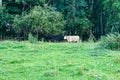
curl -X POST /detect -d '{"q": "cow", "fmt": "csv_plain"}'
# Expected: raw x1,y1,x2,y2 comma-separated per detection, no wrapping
44,34,64,42
64,36,80,42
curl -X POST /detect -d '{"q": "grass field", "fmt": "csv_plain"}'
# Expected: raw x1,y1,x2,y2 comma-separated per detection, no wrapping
0,41,120,80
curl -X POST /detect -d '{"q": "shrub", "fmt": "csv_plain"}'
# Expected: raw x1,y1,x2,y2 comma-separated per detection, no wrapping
28,33,38,43
100,33,120,50
14,6,65,40
0,7,14,39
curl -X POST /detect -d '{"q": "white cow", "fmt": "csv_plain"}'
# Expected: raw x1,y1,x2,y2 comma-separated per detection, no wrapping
64,36,80,42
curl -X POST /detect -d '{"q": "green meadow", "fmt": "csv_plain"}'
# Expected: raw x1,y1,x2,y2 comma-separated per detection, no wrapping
0,41,120,80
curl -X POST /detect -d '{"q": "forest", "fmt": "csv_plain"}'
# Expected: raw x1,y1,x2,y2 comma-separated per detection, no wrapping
0,0,119,41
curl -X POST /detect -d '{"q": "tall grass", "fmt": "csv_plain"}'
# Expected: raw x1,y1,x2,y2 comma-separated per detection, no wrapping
100,33,120,50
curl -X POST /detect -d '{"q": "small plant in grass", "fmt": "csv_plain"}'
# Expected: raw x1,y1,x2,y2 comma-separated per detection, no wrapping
71,66,88,76
43,69,57,77
99,33,120,50
28,33,38,43
88,35,95,43
114,56,120,64
116,68,120,73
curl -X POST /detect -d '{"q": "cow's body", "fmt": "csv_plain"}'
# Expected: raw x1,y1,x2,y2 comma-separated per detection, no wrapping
64,36,80,42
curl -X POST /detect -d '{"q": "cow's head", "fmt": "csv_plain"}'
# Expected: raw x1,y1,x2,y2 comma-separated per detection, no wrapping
64,36,67,39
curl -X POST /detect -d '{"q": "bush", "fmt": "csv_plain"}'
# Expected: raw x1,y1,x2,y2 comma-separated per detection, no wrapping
28,33,38,43
14,5,65,40
100,33,120,50
0,7,14,39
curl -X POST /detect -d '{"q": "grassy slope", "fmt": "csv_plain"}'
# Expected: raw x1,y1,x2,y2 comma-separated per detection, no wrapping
0,41,120,80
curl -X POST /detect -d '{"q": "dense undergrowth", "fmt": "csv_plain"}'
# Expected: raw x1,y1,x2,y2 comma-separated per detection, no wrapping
100,33,120,50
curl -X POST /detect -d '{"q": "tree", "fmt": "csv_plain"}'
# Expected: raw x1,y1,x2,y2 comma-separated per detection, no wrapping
64,0,92,40
0,0,2,7
0,7,14,39
103,0,120,33
14,5,65,40
1,0,120,41
89,0,105,39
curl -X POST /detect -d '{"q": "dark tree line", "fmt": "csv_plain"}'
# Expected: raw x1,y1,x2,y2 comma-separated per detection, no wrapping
0,0,120,41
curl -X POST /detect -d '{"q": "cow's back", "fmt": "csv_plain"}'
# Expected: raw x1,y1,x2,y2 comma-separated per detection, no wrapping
65,36,80,42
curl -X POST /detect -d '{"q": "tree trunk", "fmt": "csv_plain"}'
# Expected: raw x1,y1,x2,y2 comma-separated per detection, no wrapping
91,0,94,10
100,7,103,35
46,0,51,5
89,30,97,42
0,0,2,10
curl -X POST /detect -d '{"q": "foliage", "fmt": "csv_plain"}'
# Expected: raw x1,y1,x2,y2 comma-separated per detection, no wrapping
15,0,46,3
28,33,38,43
14,5,65,39
103,0,120,33
100,33,120,50
0,7,14,39
1,0,120,41
64,0,92,35
3,0,46,15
